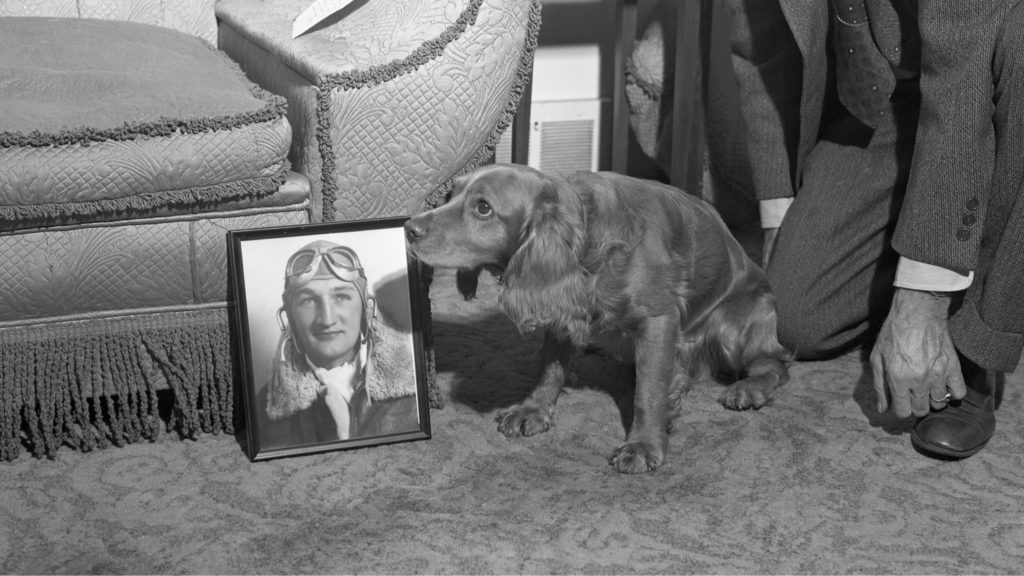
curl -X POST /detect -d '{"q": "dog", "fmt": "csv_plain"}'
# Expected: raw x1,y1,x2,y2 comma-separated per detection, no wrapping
405,164,790,473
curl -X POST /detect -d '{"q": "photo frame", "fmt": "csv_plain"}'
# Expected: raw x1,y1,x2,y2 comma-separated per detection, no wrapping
227,217,431,461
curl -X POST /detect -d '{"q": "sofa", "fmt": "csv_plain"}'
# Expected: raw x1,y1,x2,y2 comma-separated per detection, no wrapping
0,0,540,460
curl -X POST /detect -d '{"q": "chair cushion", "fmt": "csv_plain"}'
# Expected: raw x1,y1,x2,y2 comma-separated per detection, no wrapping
0,17,292,231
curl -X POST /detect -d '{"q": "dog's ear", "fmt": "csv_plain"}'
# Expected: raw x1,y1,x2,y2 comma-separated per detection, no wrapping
455,267,483,300
502,178,591,345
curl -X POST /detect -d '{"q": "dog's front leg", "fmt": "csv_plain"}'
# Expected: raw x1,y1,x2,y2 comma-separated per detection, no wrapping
609,311,678,474
496,329,572,437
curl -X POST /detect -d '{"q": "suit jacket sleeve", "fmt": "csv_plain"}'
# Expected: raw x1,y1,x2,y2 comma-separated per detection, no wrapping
892,1,1010,273
730,0,807,201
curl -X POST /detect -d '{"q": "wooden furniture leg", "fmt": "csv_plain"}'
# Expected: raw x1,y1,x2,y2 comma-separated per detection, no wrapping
611,0,638,174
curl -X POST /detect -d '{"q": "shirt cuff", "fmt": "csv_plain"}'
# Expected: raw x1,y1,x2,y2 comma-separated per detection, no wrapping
759,198,793,229
894,257,974,292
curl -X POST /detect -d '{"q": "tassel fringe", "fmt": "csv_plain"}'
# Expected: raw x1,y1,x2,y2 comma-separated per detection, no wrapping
0,309,235,461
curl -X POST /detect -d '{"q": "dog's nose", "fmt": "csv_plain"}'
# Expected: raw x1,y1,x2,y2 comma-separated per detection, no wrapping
405,219,426,242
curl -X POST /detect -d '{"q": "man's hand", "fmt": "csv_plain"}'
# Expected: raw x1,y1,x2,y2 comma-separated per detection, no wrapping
762,227,779,268
870,288,967,417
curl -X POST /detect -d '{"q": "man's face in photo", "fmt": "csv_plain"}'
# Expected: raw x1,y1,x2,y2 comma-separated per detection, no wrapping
288,277,363,369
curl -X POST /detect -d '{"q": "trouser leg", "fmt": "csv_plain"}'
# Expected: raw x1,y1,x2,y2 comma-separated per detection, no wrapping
950,4,1024,372
767,86,919,360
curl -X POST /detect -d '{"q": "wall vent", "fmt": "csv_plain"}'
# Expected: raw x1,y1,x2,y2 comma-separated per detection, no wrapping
495,98,601,173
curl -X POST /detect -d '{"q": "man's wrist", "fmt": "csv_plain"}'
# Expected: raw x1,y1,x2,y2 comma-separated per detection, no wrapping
894,287,959,316
917,289,955,300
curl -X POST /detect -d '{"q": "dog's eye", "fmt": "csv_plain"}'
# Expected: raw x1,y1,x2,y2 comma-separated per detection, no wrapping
473,199,493,218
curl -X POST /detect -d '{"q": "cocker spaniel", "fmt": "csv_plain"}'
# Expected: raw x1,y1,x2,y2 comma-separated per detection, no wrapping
405,164,790,473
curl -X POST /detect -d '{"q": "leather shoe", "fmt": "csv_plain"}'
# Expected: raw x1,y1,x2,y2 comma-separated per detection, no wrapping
911,385,995,459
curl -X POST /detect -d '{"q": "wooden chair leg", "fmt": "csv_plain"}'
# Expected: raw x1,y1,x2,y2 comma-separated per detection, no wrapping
510,75,533,165
611,0,638,174
669,0,705,194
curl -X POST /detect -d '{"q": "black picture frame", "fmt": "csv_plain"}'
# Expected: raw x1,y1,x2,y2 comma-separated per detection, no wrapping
227,217,431,461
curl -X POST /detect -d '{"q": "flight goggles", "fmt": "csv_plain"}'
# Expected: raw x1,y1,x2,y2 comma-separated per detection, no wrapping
284,245,365,283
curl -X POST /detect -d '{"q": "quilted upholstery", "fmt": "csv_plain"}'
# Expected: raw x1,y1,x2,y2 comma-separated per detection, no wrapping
217,0,541,221
625,3,672,170
0,0,218,44
0,17,291,230
0,192,309,324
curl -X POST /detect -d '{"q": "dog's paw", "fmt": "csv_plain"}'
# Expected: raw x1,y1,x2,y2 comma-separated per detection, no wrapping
719,380,773,411
496,403,553,437
608,441,664,474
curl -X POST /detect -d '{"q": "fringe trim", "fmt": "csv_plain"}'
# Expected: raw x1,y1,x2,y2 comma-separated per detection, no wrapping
315,0,487,90
0,44,287,149
0,309,234,461
315,0,488,221
423,0,543,211
0,162,290,231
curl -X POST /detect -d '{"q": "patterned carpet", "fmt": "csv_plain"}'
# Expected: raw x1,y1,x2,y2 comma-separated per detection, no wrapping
2,268,1023,574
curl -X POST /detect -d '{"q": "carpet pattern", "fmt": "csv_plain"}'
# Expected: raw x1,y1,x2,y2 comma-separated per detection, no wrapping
2,268,1023,574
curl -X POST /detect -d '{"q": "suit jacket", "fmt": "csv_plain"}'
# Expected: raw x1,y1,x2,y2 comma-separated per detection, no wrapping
732,0,1018,274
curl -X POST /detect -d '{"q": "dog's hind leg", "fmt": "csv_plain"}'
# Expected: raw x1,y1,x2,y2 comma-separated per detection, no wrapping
720,357,789,410
717,294,791,410
496,330,573,437
666,369,692,435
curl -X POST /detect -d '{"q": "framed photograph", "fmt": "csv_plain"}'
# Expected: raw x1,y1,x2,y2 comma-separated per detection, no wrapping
227,217,431,461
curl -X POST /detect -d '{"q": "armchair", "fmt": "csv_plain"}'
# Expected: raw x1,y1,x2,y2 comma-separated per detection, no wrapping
0,0,309,460
0,0,539,460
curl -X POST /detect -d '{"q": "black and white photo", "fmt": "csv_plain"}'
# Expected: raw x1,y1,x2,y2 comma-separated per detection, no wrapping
228,218,430,461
